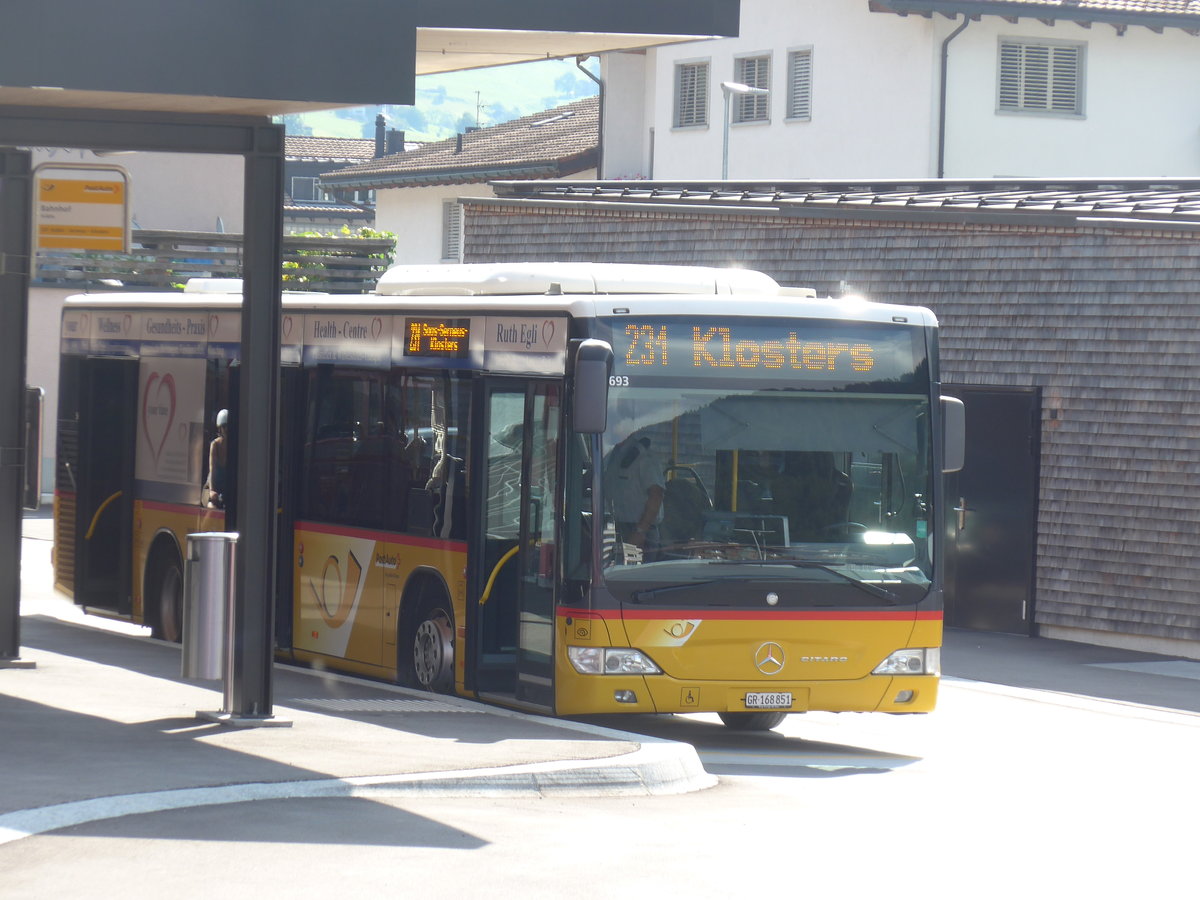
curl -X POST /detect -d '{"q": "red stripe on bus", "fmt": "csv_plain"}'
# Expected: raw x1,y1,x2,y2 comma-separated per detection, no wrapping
295,520,467,552
559,607,942,622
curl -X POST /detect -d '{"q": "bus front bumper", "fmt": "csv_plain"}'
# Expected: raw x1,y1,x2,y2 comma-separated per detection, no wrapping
555,672,939,716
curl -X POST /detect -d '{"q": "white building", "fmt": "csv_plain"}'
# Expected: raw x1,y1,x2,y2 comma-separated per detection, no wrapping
600,0,1200,180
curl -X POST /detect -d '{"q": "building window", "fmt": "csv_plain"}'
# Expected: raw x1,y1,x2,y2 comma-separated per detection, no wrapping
998,39,1084,116
442,200,462,262
786,49,813,121
291,176,321,202
733,55,770,123
674,61,709,128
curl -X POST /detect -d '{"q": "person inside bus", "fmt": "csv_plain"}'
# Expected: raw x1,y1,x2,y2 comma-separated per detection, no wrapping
205,408,228,509
737,449,785,513
604,425,666,561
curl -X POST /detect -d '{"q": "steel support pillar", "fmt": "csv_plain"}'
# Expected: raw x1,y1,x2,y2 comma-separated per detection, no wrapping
225,124,287,724
0,148,34,668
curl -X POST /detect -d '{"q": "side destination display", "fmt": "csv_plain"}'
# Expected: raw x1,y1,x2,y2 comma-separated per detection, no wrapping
64,310,569,375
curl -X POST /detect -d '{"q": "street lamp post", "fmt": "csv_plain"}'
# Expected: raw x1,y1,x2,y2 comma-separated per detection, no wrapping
720,80,770,179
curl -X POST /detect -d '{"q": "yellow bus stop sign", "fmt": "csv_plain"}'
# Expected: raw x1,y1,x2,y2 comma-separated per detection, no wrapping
33,164,130,252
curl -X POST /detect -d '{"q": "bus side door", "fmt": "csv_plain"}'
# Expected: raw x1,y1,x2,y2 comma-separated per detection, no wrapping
74,357,137,613
474,379,562,707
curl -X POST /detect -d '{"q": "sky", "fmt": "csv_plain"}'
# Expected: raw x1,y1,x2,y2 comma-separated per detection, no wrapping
287,58,600,143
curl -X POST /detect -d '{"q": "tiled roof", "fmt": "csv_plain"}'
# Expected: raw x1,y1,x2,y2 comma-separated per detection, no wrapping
285,135,376,163
284,200,373,216
321,97,599,190
871,0,1200,28
487,178,1200,227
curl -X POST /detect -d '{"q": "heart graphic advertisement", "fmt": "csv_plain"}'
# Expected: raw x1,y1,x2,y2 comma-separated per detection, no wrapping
141,372,176,468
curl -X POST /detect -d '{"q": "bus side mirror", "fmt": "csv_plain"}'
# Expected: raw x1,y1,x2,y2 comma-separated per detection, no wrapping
572,339,613,434
941,395,965,473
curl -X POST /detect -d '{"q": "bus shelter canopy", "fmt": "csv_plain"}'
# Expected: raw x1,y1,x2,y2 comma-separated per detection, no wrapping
0,0,739,116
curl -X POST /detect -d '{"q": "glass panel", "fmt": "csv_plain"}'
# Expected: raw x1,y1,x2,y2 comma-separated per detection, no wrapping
519,384,560,684
480,389,525,666
302,368,387,528
598,366,934,607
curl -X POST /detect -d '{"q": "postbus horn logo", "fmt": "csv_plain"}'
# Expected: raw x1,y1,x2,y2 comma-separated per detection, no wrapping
309,550,363,629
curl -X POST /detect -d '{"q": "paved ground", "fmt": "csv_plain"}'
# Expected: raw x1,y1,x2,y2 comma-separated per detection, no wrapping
1,517,712,845
5,511,1200,849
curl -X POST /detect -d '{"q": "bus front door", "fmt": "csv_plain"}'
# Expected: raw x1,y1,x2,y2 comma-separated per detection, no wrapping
74,357,137,613
475,380,561,708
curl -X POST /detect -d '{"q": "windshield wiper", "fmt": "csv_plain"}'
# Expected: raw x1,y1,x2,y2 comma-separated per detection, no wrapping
709,559,899,604
630,578,746,603
630,563,899,604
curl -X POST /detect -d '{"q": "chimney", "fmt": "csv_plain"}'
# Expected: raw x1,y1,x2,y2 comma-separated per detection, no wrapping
374,114,386,158
385,129,405,155
455,132,464,153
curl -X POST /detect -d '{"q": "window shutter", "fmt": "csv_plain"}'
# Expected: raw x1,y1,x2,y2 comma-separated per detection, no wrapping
442,200,462,262
999,40,1082,115
734,55,770,123
1050,46,1081,113
787,50,813,120
675,62,709,127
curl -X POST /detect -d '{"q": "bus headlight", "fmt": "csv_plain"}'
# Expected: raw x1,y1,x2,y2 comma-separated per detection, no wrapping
872,648,940,676
568,646,662,675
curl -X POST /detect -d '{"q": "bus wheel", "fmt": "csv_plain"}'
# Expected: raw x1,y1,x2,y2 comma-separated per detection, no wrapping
411,601,454,693
718,711,787,731
151,555,185,644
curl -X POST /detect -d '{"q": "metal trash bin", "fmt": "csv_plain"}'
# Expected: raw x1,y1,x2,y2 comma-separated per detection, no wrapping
181,532,238,681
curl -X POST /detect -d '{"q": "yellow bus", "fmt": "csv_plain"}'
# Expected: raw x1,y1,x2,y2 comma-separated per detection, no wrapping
54,263,962,730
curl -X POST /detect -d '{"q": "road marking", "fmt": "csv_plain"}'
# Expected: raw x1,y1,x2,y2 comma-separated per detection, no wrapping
700,750,914,770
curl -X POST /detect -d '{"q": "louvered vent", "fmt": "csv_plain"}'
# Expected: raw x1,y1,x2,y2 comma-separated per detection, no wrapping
734,55,770,123
787,49,813,120
442,200,462,262
675,62,710,128
999,40,1083,115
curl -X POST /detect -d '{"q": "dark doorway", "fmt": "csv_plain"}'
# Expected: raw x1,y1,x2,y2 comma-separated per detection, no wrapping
73,357,139,613
943,385,1040,635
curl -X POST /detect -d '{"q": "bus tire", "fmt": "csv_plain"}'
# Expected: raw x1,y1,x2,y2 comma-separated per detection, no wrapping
409,596,454,694
148,548,185,644
718,711,788,731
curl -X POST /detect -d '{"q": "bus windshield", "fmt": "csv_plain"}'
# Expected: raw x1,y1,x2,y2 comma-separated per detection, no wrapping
595,316,934,606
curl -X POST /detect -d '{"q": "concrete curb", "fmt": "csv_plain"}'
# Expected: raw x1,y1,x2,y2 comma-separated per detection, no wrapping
0,741,715,847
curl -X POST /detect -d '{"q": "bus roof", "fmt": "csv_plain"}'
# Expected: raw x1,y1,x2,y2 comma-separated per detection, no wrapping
61,265,938,328
374,263,783,297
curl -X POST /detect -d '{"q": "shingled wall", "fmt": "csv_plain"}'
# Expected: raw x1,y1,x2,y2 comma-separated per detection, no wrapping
464,202,1200,654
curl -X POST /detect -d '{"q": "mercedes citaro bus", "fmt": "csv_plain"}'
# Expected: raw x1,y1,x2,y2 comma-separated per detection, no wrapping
54,262,963,730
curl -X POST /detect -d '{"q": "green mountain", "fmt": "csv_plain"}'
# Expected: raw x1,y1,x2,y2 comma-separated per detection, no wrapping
283,59,599,142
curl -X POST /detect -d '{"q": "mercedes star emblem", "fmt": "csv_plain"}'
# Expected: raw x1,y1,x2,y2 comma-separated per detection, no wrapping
755,641,785,676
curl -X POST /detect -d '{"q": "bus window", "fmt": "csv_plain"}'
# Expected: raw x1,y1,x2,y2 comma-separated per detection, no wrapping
302,367,388,529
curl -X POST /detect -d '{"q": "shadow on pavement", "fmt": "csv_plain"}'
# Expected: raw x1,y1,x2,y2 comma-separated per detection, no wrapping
943,627,1200,714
